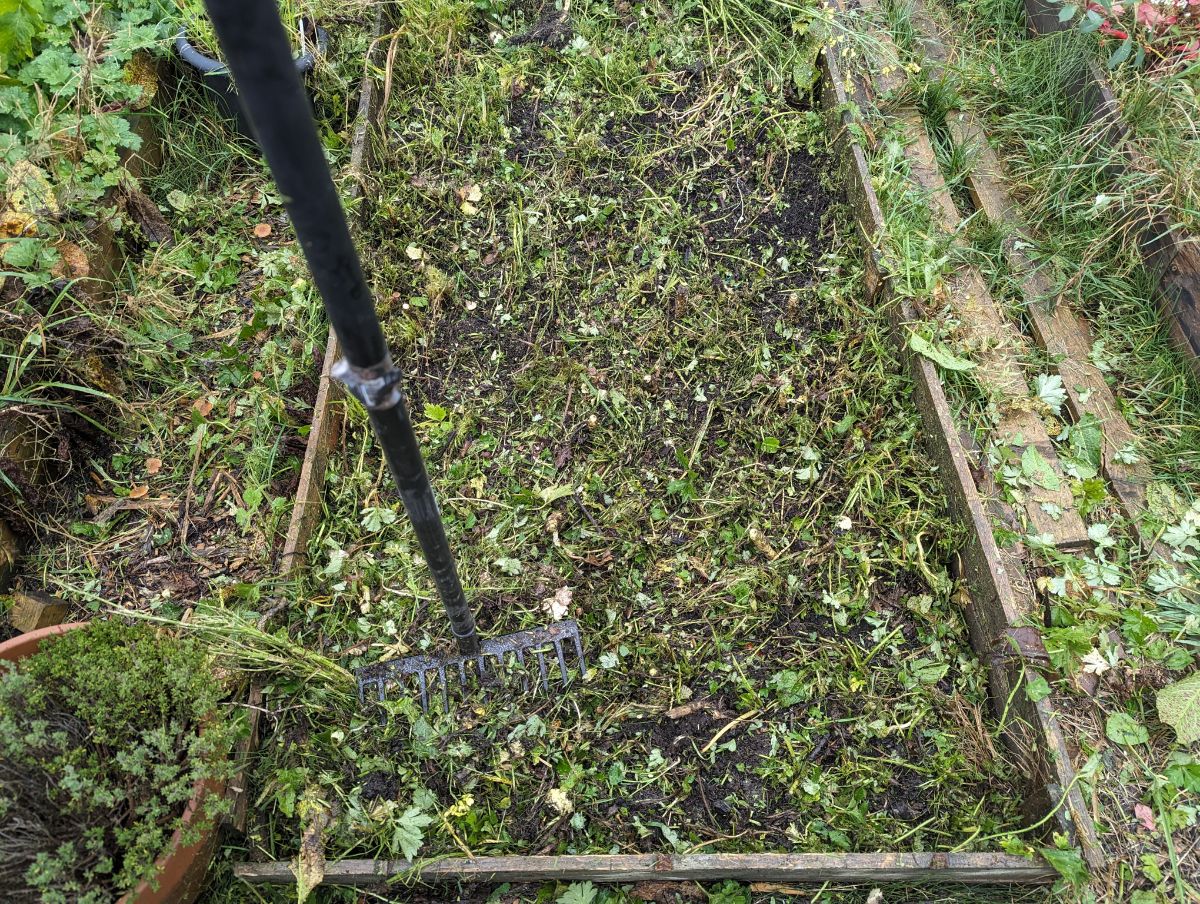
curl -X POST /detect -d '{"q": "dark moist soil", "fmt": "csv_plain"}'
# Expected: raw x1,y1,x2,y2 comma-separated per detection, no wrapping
306,17,1022,858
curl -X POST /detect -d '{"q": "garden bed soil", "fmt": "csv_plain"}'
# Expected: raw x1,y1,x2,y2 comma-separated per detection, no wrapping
253,0,1031,868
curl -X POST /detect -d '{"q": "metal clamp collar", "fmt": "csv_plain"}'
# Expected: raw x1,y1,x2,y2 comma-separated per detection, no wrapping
331,354,403,411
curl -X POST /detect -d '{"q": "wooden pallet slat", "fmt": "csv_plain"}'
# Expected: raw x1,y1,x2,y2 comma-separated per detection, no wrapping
948,114,1161,536
901,0,1176,567
234,852,1058,886
897,113,1090,549
822,21,1101,868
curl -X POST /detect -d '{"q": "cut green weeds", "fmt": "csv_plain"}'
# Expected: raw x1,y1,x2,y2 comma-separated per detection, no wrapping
236,0,1028,874
836,0,1200,896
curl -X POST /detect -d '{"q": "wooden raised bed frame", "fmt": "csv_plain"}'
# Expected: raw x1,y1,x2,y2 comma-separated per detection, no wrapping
238,7,1101,890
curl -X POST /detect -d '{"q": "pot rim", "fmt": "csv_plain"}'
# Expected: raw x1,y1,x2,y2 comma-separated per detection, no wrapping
0,620,224,904
174,22,330,76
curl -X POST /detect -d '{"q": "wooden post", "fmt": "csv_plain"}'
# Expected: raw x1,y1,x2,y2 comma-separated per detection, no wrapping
9,589,71,633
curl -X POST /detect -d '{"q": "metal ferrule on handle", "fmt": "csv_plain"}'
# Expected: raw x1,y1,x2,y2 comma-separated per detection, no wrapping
203,0,480,655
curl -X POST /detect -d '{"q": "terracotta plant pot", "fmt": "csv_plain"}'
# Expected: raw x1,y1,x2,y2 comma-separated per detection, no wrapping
0,622,224,904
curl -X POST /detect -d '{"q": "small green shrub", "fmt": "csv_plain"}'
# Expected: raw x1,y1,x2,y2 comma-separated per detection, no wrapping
0,620,237,903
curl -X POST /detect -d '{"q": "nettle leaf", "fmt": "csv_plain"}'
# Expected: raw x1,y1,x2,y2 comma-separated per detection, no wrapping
1042,846,1088,886
1105,712,1149,746
1156,672,1200,744
1036,373,1067,415
908,331,975,372
391,805,433,861
0,0,44,72
1021,445,1061,491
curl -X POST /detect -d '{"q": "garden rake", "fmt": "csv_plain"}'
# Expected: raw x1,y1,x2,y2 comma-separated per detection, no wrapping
204,0,586,712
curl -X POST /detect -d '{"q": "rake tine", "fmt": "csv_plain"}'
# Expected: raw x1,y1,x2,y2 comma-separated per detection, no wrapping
573,629,588,677
355,622,586,714
416,669,429,713
554,638,570,687
515,648,529,692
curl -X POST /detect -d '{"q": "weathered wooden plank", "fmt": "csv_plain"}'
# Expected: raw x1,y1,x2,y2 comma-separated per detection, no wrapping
825,30,1044,797
948,113,1166,548
280,327,343,575
0,520,17,591
234,852,1058,886
279,8,386,576
898,115,1090,548
823,6,1104,869
905,0,1172,568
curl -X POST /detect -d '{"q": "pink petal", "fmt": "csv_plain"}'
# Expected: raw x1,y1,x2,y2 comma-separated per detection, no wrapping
1134,802,1156,832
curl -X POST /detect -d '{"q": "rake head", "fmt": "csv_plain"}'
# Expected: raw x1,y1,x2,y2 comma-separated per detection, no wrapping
355,619,587,712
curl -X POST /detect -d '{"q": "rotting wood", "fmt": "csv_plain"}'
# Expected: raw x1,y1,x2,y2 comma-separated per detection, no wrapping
234,852,1058,886
0,521,19,592
822,9,1104,869
833,0,1088,549
280,327,342,576
950,115,1161,543
902,0,1178,568
9,589,70,633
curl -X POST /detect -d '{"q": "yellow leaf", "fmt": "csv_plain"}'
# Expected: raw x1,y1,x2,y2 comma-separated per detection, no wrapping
456,183,482,203
0,209,36,238
292,789,333,903
5,161,58,216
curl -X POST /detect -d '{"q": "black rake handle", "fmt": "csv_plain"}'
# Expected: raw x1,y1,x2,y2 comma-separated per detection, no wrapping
203,0,481,654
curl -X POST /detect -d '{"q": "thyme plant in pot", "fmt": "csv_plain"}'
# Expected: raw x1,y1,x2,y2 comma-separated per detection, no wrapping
0,620,236,904
173,0,329,139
